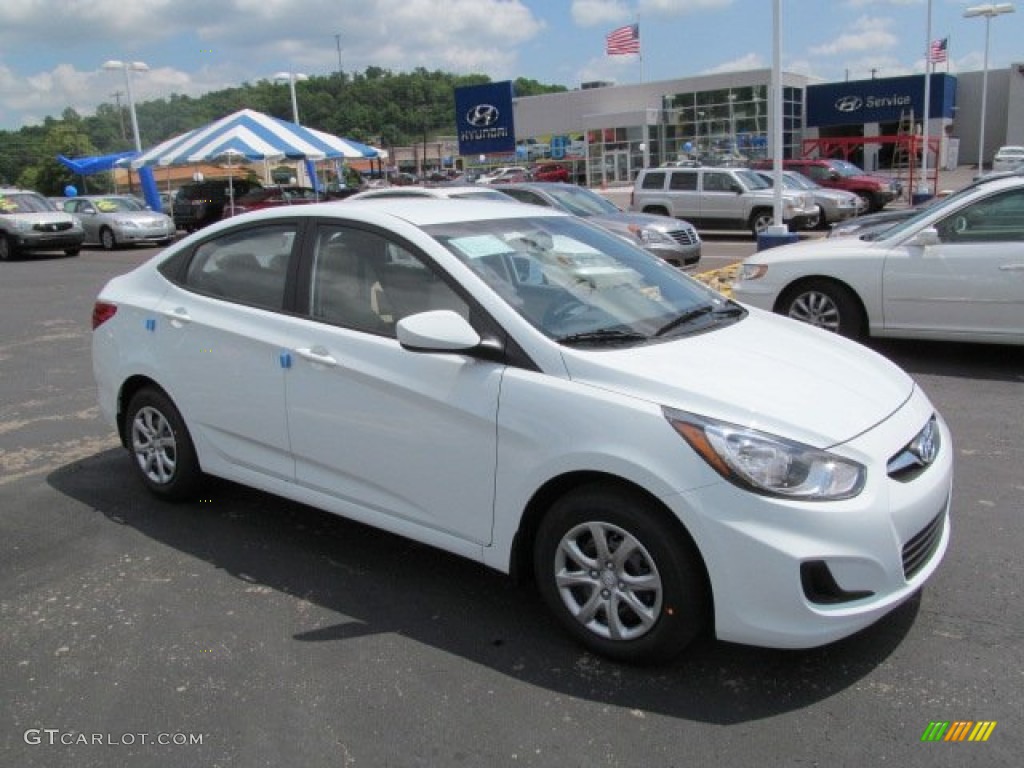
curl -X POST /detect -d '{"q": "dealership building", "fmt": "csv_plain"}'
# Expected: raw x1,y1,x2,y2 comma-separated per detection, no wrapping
505,64,1024,187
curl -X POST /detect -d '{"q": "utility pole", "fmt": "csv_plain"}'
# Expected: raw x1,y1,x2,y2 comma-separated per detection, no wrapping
335,34,342,73
111,91,127,140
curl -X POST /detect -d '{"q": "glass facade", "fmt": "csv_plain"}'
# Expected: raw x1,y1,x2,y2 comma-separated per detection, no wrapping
522,83,806,185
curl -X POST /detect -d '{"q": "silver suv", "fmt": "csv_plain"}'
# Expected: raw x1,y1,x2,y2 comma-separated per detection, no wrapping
630,167,818,237
0,188,85,260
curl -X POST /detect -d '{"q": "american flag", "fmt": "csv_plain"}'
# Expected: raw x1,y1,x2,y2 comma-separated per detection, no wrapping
605,24,640,56
929,37,948,64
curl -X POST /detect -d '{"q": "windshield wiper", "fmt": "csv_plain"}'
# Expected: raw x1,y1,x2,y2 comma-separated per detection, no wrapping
654,304,715,336
556,328,649,346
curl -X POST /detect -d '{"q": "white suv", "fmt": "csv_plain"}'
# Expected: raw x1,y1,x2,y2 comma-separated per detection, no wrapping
630,167,818,237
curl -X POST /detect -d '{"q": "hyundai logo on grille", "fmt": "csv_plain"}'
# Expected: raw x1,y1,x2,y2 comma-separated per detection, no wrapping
466,104,499,128
835,95,863,113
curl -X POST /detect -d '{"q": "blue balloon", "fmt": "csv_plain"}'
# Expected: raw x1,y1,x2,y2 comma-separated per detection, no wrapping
64,185,78,197
683,142,693,153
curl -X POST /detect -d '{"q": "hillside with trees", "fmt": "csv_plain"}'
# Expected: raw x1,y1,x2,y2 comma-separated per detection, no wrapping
0,68,566,194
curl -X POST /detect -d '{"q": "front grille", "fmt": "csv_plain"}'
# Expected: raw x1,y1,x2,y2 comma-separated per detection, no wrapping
668,227,699,246
33,221,72,232
902,510,945,580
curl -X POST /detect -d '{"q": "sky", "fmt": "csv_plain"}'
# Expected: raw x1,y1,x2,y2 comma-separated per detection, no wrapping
0,0,1021,132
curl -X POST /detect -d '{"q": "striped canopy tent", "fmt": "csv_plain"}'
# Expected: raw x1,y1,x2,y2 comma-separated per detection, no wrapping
129,108,379,169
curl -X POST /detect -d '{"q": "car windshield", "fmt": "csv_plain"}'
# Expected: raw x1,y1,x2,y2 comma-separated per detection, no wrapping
783,172,818,190
0,192,53,213
735,170,770,190
426,215,741,344
92,197,145,212
541,186,621,216
829,160,865,178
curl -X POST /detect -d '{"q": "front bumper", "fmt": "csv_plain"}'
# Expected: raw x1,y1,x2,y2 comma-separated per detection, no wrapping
13,231,85,251
645,241,701,268
665,396,952,649
114,223,176,244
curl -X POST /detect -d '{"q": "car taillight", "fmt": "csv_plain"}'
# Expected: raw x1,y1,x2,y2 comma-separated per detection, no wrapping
92,301,117,329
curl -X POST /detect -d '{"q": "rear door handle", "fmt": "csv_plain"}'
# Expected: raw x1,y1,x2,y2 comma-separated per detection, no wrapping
295,346,338,367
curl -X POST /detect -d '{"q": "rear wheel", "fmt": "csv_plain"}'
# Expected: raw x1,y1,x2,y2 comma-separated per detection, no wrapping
534,483,708,664
777,279,865,338
124,387,203,500
643,206,671,217
65,247,81,257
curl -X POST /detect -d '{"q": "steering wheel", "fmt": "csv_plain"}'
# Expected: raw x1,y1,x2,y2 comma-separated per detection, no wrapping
543,295,592,330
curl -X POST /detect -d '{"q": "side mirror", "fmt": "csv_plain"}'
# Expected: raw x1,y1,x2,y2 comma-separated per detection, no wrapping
396,310,482,352
907,227,941,247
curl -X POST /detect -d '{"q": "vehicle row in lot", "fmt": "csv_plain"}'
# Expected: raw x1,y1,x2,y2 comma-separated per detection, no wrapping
734,173,1024,345
92,198,950,663
752,169,865,228
350,182,701,268
0,188,84,260
751,158,901,212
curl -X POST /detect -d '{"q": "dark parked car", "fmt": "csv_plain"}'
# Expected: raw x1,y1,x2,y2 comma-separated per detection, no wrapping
172,179,261,231
222,186,322,219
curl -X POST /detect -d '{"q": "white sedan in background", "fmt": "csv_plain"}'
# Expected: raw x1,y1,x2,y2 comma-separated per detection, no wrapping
92,199,950,663
733,174,1024,345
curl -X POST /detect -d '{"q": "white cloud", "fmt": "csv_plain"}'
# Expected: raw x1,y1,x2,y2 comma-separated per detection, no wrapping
572,0,632,26
701,52,765,75
809,16,899,56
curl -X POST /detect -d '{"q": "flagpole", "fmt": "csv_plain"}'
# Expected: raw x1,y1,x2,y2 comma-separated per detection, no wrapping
918,0,933,201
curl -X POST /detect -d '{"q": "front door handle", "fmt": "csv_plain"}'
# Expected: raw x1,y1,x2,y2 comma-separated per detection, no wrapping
295,346,338,367
162,307,192,326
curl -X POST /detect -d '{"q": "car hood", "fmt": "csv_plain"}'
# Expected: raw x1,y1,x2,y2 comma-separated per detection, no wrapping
558,310,913,448
588,211,694,233
8,211,81,227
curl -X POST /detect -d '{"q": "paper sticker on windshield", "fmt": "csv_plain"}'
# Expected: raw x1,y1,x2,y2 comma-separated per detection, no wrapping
449,235,516,260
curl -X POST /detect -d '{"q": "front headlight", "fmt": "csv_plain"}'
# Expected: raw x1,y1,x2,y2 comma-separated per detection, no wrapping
114,218,139,228
739,263,768,280
633,226,674,245
664,408,866,500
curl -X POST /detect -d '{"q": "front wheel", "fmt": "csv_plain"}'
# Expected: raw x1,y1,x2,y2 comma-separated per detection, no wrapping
65,247,81,257
749,210,774,238
0,236,14,261
534,483,708,664
124,388,203,500
777,279,865,338
100,227,117,250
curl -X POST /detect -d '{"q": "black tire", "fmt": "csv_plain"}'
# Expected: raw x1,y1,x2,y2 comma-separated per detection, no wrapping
777,278,865,339
534,482,709,664
100,227,117,251
749,209,774,238
0,236,13,261
65,247,81,257
814,204,828,230
124,387,203,500
856,191,878,213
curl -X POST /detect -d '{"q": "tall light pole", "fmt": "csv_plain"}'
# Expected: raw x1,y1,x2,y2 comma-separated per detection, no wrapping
102,60,149,153
963,3,1015,169
273,71,309,124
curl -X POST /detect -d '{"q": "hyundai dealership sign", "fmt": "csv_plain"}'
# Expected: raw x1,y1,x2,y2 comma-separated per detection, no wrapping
807,74,956,127
455,81,516,156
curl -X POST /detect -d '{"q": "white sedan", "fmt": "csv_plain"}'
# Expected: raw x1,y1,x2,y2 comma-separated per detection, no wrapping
92,199,950,663
733,174,1024,345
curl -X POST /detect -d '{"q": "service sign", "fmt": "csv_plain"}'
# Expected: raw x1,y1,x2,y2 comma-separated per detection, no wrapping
455,81,516,157
807,74,956,128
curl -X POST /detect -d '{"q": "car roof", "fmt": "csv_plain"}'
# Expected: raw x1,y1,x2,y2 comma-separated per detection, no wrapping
226,198,569,228
348,185,511,200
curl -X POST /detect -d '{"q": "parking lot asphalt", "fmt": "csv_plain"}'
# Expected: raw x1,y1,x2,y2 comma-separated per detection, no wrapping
1,224,1022,767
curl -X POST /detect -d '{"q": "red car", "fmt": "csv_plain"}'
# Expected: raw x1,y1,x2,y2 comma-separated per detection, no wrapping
530,162,571,183
222,186,322,218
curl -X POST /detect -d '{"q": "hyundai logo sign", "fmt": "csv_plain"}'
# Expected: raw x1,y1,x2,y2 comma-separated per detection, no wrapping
834,95,863,113
466,104,499,128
